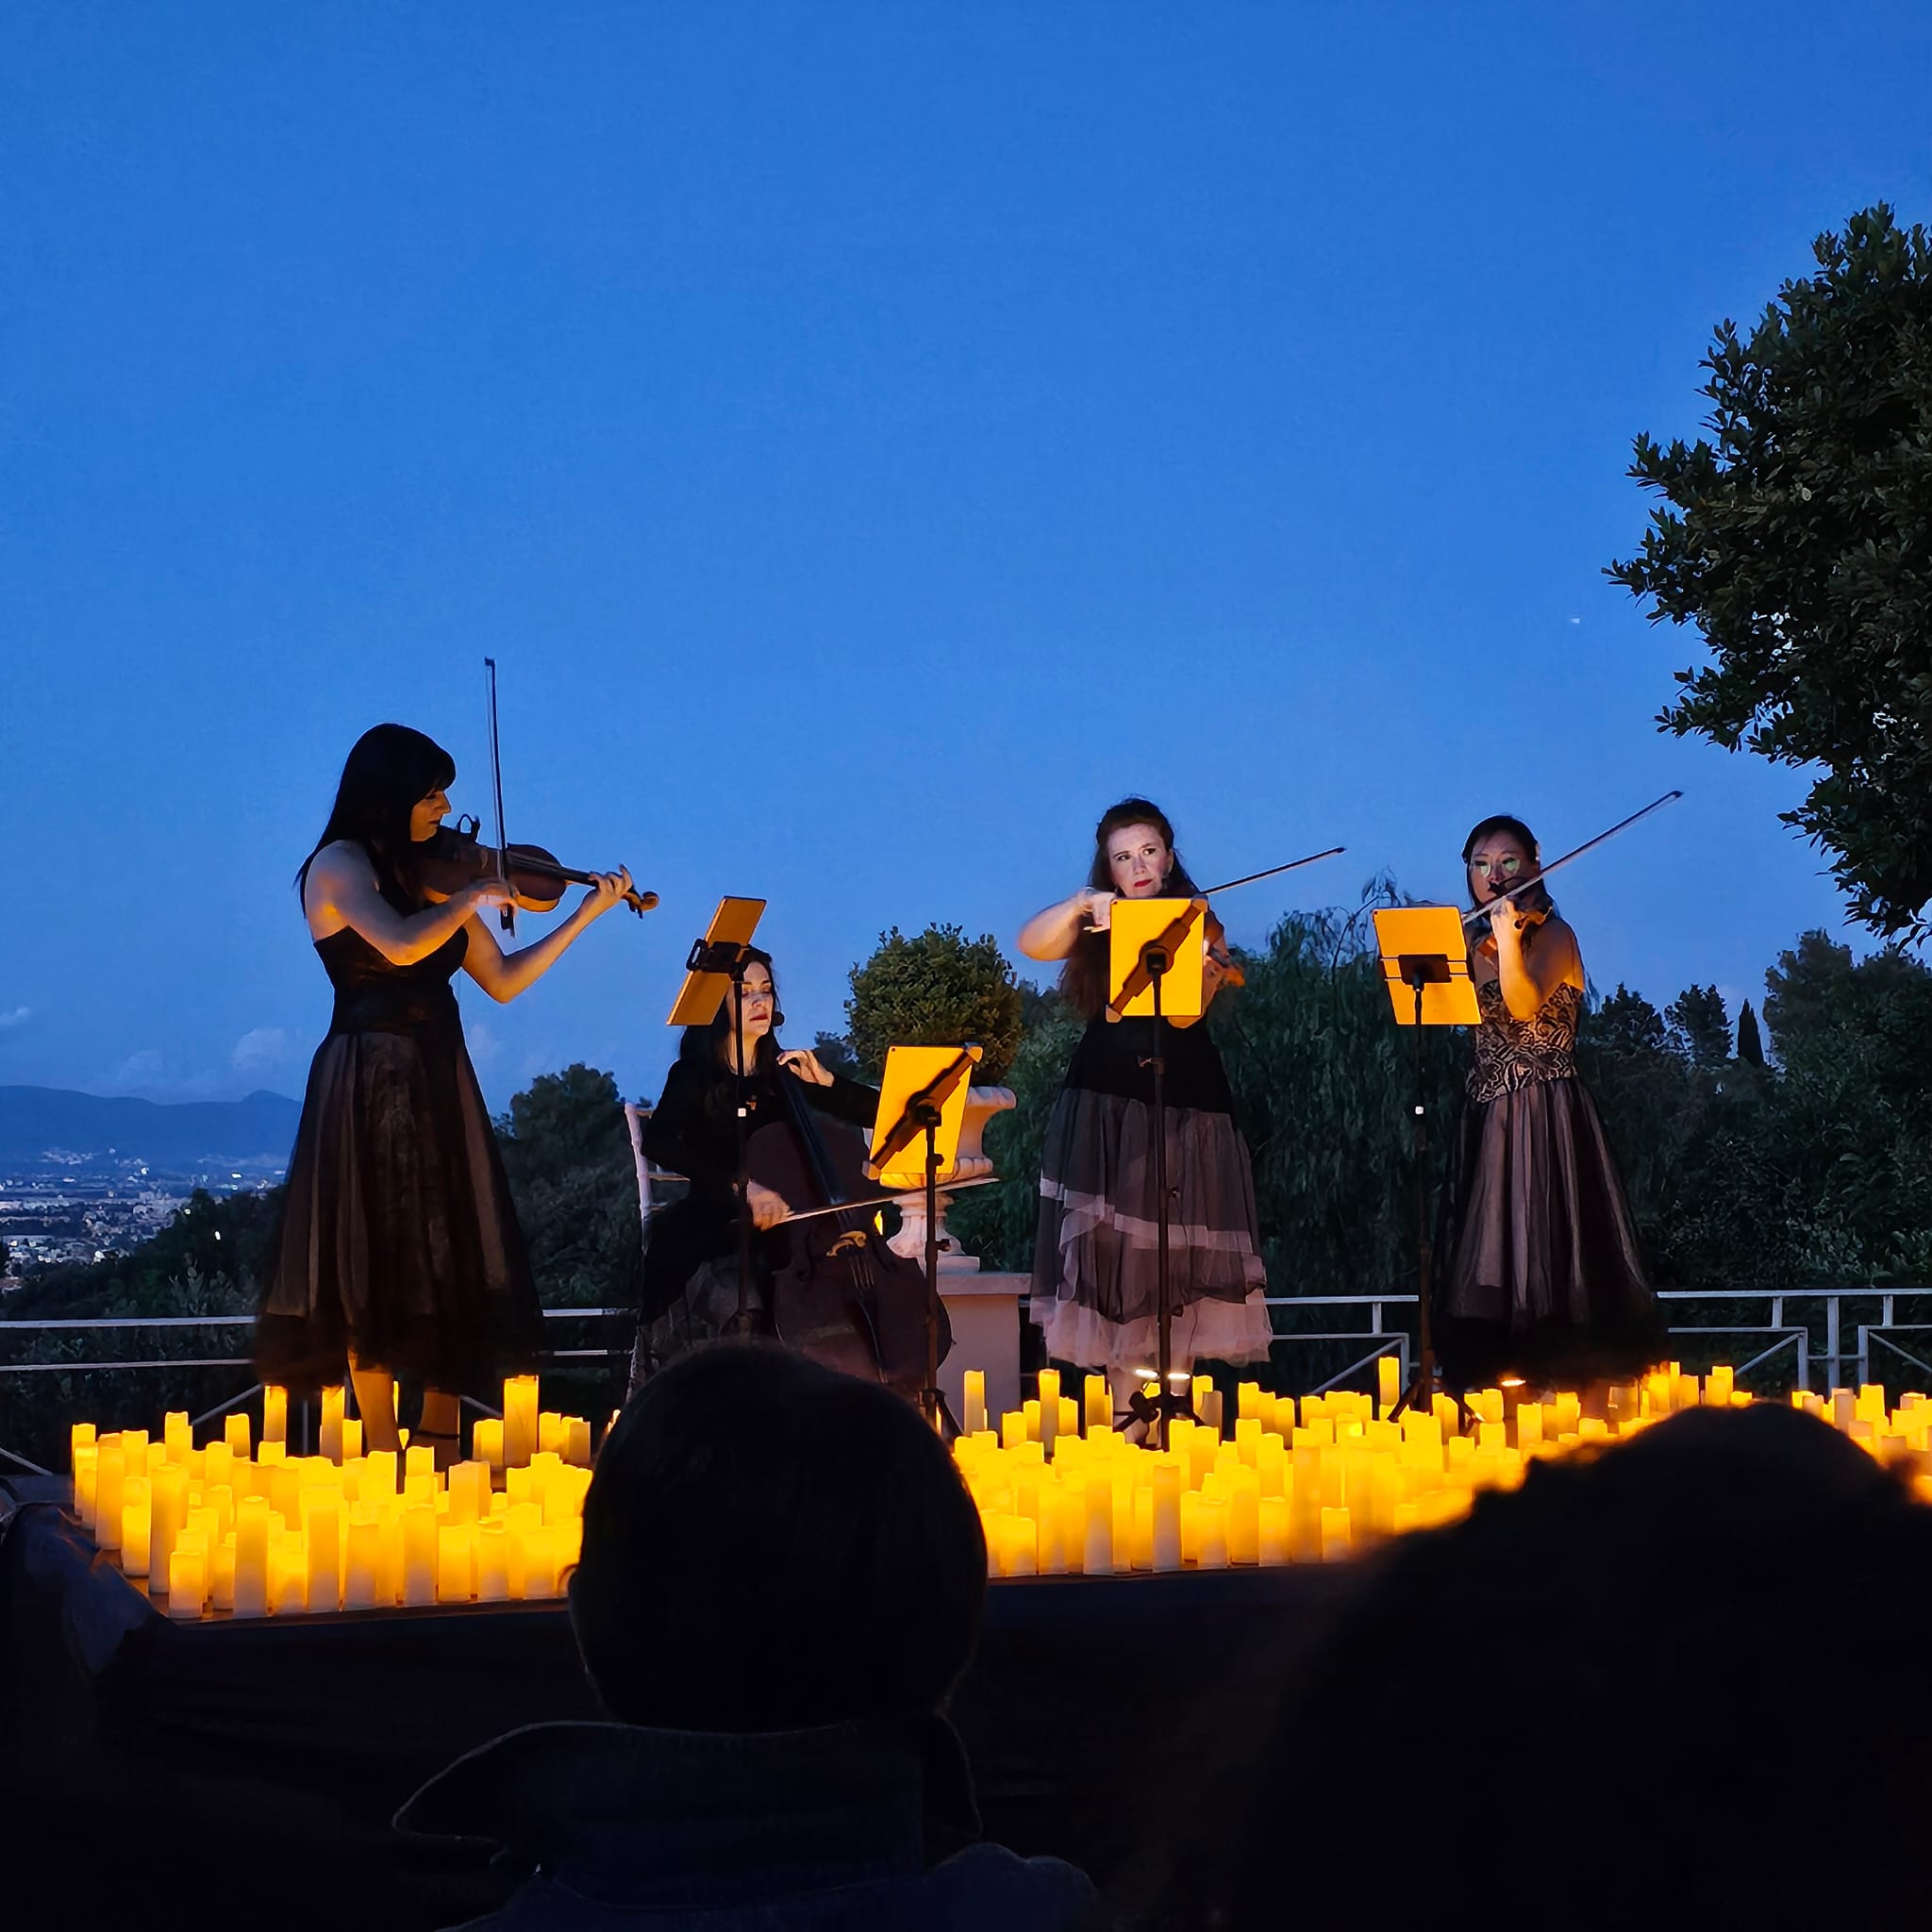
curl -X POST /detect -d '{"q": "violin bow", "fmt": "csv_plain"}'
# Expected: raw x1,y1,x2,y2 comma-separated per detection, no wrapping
483,657,514,934
1458,790,1684,931
1198,845,1346,898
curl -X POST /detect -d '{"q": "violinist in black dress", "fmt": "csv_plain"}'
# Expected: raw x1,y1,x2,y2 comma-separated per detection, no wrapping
1436,814,1661,1391
255,724,633,1465
1018,798,1272,1421
638,949,881,1368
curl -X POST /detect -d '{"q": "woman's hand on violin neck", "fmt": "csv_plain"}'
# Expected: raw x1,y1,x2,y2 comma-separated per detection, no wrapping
578,867,634,919
745,1179,791,1230
777,1048,836,1087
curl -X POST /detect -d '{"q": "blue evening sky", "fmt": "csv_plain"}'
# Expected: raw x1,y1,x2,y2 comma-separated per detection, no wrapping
6,4,1929,1110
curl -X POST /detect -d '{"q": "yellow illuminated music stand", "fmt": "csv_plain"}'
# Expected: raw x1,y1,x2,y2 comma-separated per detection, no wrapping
1106,896,1207,1022
1372,905,1479,1417
667,896,767,1027
868,1043,982,1430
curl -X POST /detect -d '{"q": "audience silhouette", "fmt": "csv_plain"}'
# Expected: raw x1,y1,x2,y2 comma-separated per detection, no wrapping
398,1342,1097,1929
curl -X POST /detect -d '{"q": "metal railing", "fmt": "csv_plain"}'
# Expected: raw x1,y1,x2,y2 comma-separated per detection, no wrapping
8,1287,1932,1477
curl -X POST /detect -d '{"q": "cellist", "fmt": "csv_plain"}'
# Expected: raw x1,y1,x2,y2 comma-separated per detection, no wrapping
637,950,879,1366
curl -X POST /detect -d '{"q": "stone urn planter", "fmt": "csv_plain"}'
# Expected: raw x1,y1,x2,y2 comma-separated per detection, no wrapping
886,1082,1015,1272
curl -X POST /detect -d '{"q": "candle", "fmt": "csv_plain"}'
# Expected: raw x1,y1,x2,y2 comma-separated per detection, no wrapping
151,1462,186,1590
445,1460,486,1526
475,1520,511,1601
163,1411,192,1461
1227,1478,1259,1565
962,1371,987,1437
1130,1488,1155,1571
1058,1396,1080,1443
204,1440,233,1493
304,1494,341,1612
268,1534,307,1615
120,1476,153,1577
402,1505,438,1607
1320,1506,1353,1562
999,1410,1027,1451
262,1385,288,1445
341,1418,363,1461
472,1419,504,1474
211,1534,237,1611
1517,1402,1543,1449
1002,1516,1038,1576
93,1441,125,1550
565,1418,592,1467
166,1541,208,1618
1084,1374,1109,1432
343,1508,380,1610
1082,1474,1115,1576
1258,1496,1292,1566
1377,1355,1402,1414
1197,1498,1230,1569
503,1375,540,1469
233,1496,269,1618
70,1421,98,1469
74,1445,98,1525
319,1386,345,1463
225,1412,252,1459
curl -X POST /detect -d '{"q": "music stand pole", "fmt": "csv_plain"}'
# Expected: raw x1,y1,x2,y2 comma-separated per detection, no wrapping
922,1109,945,1431
1148,948,1177,1451
1395,965,1439,1418
726,950,757,1337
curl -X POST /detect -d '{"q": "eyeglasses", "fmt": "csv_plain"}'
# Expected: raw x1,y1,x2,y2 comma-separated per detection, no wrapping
1469,854,1524,876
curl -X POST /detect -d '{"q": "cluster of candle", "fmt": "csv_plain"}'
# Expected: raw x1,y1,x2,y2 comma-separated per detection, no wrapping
956,1359,1932,1577
67,1376,595,1620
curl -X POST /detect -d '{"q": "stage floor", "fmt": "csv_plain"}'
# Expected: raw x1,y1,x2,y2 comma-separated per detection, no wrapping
0,1476,1360,1929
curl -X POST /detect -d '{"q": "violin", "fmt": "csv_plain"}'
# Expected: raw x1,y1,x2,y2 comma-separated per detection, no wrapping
745,1052,946,1399
1473,893,1549,962
417,817,658,919
1204,908,1246,991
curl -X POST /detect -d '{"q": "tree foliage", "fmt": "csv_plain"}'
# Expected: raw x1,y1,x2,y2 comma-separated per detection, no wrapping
843,924,1025,1084
1608,204,1932,937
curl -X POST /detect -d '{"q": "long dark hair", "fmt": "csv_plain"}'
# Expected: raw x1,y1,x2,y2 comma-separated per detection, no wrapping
1059,797,1206,1020
298,724,456,910
675,947,782,1078
1461,813,1556,925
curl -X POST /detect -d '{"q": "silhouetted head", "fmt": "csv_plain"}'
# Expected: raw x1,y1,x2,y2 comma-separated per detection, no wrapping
1223,1405,1932,1927
300,723,457,908
571,1343,987,1732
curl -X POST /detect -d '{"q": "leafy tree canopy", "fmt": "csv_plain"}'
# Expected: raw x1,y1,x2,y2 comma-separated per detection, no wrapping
1608,204,1932,937
1667,985,1733,1068
844,924,1024,1084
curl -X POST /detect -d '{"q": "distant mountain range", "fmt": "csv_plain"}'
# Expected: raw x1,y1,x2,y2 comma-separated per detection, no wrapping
0,1086,302,1169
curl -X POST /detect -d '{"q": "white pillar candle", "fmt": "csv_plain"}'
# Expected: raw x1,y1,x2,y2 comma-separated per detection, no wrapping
232,1496,270,1618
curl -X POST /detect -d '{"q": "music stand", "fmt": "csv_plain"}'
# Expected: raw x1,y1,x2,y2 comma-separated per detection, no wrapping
668,897,768,1337
1372,907,1480,1418
1107,896,1208,1448
868,1042,982,1433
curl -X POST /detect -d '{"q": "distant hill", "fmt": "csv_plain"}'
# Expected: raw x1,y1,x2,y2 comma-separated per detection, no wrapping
0,1086,301,1169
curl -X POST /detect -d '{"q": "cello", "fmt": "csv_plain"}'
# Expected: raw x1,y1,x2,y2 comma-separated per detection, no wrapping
745,1053,948,1400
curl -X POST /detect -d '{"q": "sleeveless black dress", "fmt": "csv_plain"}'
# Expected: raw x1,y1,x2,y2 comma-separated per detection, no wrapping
255,924,544,1396
1436,979,1660,1389
1029,1012,1272,1372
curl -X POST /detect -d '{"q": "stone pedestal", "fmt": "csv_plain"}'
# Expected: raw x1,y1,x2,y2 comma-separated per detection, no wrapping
939,1272,1027,1430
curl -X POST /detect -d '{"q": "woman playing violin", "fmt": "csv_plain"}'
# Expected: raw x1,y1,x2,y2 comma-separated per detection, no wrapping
255,724,634,1468
637,951,880,1369
1436,814,1660,1391
1018,798,1273,1424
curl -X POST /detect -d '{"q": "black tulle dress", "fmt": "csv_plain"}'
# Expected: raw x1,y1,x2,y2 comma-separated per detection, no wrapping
1030,1012,1273,1371
1436,978,1661,1389
255,924,544,1397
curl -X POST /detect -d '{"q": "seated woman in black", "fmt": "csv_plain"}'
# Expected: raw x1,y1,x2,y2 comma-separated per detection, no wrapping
638,950,878,1371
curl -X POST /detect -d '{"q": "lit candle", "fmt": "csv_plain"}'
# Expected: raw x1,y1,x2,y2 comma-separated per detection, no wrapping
1084,1374,1109,1433
93,1441,125,1550
999,1410,1027,1451
538,1411,564,1457
211,1534,237,1610
1002,1516,1038,1576
961,1371,987,1437
1320,1506,1353,1562
1197,1498,1230,1569
225,1412,252,1459
262,1385,288,1445
162,1411,192,1462
204,1440,233,1493
120,1476,153,1578
70,1421,98,1469
1227,1477,1259,1565
1151,1460,1182,1568
1058,1396,1080,1442
319,1386,345,1463
445,1459,486,1526
475,1520,511,1601
268,1533,307,1615
233,1496,269,1618
503,1376,540,1469
73,1445,98,1525
564,1417,592,1467
1130,1488,1155,1571
341,1418,363,1461
1082,1474,1115,1576
402,1505,438,1607
1377,1355,1401,1414
303,1493,341,1612
150,1461,186,1590
343,1508,380,1610
472,1419,504,1474
1258,1496,1291,1566
166,1540,207,1618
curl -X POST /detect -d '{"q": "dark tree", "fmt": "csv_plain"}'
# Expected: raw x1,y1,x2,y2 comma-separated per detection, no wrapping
1736,1000,1767,1068
1667,985,1733,1069
1607,205,1932,938
1585,984,1672,1058
810,1031,860,1078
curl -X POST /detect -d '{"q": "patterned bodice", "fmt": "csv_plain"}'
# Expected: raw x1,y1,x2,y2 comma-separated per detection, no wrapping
1466,977,1581,1102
